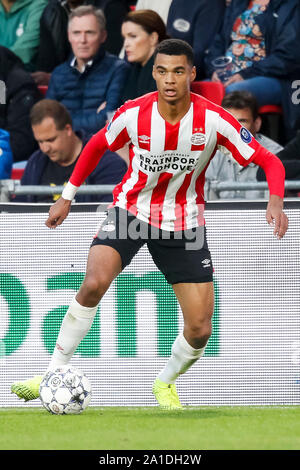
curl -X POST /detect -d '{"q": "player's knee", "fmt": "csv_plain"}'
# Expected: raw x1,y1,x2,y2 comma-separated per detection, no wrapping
186,318,212,343
199,326,212,345
80,274,111,302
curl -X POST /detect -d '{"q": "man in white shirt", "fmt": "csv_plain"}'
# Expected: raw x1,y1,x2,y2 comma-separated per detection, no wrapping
135,0,172,24
205,90,283,199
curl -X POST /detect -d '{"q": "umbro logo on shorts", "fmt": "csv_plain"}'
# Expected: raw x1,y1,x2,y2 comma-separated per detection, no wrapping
102,223,116,232
201,258,211,268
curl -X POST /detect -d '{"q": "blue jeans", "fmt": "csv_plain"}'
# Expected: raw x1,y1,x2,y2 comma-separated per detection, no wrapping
226,76,282,106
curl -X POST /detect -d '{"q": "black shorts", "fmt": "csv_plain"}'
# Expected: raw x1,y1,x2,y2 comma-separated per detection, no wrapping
91,207,213,285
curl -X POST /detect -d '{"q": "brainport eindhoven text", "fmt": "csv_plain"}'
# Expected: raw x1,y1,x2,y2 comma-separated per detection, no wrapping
139,153,198,172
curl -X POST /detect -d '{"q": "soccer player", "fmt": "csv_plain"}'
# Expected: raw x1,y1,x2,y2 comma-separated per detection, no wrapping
11,39,288,409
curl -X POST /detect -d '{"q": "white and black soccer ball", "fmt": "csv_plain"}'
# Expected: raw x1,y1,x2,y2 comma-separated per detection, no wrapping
39,365,91,415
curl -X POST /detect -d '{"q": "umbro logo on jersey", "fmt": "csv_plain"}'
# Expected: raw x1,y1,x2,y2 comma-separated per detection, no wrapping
202,258,211,268
191,133,206,145
138,135,151,144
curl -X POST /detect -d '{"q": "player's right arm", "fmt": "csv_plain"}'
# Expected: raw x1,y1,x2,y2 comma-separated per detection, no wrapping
45,127,109,229
46,103,130,229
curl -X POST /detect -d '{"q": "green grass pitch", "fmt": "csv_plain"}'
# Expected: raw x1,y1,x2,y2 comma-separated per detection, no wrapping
1,406,300,450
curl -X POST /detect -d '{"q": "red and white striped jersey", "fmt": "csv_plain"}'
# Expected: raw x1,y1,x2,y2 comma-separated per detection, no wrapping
103,91,266,231
103,92,262,231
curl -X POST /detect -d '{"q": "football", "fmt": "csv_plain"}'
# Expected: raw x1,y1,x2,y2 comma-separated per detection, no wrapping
39,365,91,415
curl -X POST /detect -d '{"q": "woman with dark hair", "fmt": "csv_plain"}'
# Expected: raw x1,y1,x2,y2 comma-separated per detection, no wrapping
121,9,168,102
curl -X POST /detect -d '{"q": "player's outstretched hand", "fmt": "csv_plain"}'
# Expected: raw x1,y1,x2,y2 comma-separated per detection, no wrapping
266,195,289,239
45,197,72,229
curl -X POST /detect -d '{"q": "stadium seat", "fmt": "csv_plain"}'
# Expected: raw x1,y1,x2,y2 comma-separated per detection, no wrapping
38,85,48,97
10,168,25,180
258,104,283,115
11,161,27,180
191,81,225,105
258,105,283,143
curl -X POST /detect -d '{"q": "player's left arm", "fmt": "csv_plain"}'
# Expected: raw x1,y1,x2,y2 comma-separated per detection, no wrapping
216,109,288,238
251,148,288,239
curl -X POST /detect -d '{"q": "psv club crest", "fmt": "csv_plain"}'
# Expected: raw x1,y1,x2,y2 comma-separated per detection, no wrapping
190,132,206,146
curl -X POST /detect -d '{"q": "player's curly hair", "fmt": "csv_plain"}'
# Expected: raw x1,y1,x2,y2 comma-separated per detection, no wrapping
153,39,194,66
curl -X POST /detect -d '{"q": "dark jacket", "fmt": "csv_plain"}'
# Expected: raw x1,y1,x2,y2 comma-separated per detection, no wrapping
257,130,300,181
18,130,128,202
36,0,129,72
46,47,130,134
167,0,226,79
276,130,300,180
0,46,41,162
277,131,300,161
121,55,156,103
205,0,300,137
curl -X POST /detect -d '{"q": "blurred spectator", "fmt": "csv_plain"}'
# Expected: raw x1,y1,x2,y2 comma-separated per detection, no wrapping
17,99,127,203
135,0,172,23
0,46,41,172
33,0,129,86
166,0,226,79
134,1,226,79
205,90,283,199
46,5,130,135
121,9,168,102
205,0,300,138
0,129,13,180
0,0,47,71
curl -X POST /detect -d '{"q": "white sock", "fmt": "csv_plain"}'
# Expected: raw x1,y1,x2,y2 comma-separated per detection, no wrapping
158,333,206,384
47,297,98,371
